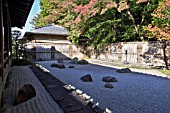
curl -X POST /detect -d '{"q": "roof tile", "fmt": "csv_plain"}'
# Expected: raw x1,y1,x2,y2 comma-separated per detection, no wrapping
33,24,68,36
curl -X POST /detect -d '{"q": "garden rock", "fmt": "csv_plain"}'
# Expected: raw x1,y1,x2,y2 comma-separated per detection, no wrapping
78,59,88,65
116,68,131,73
51,63,65,69
15,84,36,105
80,74,93,82
102,76,117,82
105,84,114,88
57,64,65,69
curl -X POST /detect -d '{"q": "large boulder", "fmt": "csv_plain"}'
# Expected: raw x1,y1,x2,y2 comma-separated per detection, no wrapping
16,84,36,105
102,76,118,82
80,74,93,82
116,68,131,73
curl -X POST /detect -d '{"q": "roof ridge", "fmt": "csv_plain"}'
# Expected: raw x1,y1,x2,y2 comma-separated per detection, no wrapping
35,24,53,29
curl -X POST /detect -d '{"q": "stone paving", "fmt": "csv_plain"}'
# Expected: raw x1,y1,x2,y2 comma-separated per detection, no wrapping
38,60,170,113
3,66,64,113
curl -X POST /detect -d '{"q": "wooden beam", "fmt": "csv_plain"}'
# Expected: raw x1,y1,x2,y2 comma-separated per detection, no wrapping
11,6,28,14
12,0,31,7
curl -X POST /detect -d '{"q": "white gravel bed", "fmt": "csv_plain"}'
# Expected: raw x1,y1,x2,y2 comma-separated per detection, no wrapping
38,60,170,113
3,66,64,113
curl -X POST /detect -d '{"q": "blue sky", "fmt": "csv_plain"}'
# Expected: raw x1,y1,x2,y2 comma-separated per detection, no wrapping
23,0,41,31
12,0,41,36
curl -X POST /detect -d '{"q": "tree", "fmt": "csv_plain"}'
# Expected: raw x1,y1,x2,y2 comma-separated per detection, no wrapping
146,0,170,69
12,30,22,60
31,0,161,49
116,0,161,41
31,0,56,27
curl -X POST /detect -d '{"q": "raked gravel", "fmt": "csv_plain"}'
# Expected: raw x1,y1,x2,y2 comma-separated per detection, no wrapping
3,66,64,113
38,60,170,113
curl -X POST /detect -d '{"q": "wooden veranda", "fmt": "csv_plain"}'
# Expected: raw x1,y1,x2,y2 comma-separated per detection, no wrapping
0,0,34,107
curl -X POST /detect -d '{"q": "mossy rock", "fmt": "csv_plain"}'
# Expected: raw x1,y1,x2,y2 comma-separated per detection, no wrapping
69,66,75,68
51,63,65,69
116,68,131,73
105,84,114,88
102,76,118,82
51,64,58,67
78,59,89,65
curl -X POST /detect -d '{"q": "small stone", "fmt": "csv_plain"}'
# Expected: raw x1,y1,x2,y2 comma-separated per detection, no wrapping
116,68,131,73
105,84,114,88
80,74,93,82
102,76,118,82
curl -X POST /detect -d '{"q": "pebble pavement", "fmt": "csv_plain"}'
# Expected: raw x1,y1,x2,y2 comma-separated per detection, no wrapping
38,60,170,113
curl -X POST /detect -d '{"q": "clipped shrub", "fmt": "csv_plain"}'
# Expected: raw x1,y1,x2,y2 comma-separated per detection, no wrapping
71,57,78,64
12,59,33,66
58,59,64,63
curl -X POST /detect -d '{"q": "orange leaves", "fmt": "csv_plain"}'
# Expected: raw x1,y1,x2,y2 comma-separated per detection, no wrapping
90,8,99,16
117,1,129,12
100,8,108,15
72,0,98,14
100,2,118,15
136,0,148,5
146,24,170,40
106,2,118,9
146,0,170,41
151,0,170,20
165,0,170,8
151,14,166,19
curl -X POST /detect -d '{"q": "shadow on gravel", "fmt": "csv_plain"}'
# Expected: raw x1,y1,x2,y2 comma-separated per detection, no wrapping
30,64,105,113
90,63,169,80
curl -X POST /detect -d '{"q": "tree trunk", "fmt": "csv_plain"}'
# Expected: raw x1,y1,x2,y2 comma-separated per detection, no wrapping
15,41,18,60
127,10,139,35
163,41,169,69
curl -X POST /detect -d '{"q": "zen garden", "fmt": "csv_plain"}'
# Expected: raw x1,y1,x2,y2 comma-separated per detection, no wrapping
1,0,170,113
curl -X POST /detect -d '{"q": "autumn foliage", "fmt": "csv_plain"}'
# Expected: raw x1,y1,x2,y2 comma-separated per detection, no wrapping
32,0,170,45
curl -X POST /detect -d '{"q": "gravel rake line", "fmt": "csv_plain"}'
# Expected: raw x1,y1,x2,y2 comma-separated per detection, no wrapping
3,66,64,113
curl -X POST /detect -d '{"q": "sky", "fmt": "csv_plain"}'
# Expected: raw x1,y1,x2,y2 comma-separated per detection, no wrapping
12,0,41,36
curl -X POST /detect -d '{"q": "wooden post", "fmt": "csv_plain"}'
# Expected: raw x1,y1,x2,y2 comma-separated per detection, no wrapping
0,0,4,81
3,1,9,69
0,0,4,108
